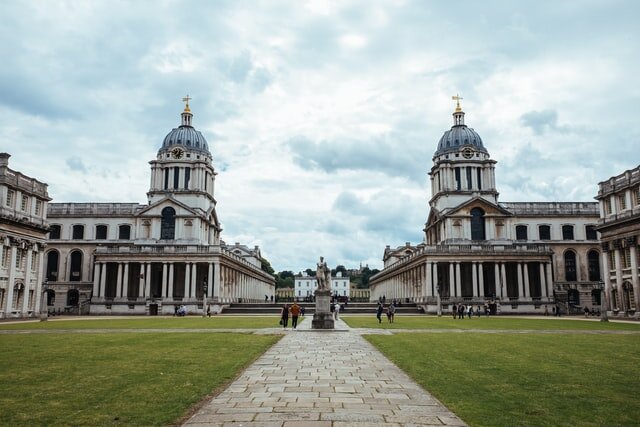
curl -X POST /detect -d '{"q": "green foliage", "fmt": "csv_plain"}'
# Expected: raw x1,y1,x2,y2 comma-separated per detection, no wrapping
366,332,640,426
304,268,316,277
260,257,275,275
0,333,280,426
275,270,295,288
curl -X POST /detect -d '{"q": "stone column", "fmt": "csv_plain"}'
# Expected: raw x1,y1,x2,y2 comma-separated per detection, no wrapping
145,263,151,298
138,264,145,298
161,263,168,298
455,262,461,298
500,263,507,298
190,263,197,299
629,243,639,309
472,261,478,298
517,263,524,299
426,262,432,299
494,263,501,298
22,249,34,314
539,263,547,298
602,250,611,311
208,263,213,298
433,262,439,297
614,248,624,310
122,263,129,299
449,263,455,298
478,262,485,298
545,262,553,299
6,246,18,312
116,263,123,298
100,262,107,297
167,263,174,299
523,263,530,299
184,262,191,299
93,263,101,298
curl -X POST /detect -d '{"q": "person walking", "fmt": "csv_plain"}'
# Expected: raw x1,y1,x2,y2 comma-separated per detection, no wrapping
280,304,290,328
376,303,384,323
452,303,457,319
388,303,396,323
334,302,341,320
458,304,465,319
290,302,301,329
467,305,473,319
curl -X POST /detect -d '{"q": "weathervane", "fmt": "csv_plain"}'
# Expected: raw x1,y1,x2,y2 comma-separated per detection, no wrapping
451,94,463,112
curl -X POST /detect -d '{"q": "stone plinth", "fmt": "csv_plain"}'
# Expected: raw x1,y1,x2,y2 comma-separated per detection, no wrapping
312,289,334,329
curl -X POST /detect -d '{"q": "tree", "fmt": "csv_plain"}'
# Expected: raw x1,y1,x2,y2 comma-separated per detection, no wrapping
275,270,295,288
304,268,316,277
260,257,275,275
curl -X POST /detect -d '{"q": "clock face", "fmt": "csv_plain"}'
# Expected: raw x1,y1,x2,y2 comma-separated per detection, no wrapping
171,148,184,159
462,147,474,159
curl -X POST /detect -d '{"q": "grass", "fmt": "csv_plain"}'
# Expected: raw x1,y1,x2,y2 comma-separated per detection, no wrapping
0,315,284,330
0,332,280,426
342,315,640,331
365,333,640,427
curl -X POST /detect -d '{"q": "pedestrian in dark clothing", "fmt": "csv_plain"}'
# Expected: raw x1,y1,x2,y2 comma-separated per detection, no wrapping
280,304,289,328
452,304,457,319
290,303,301,329
376,303,384,323
458,304,465,319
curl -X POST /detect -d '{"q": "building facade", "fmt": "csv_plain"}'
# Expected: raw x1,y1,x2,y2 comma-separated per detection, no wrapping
45,100,275,315
370,100,602,314
294,271,351,301
595,165,640,318
0,153,50,318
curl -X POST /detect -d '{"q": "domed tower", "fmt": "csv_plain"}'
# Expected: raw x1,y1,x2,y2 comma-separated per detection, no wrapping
428,96,498,215
147,96,217,213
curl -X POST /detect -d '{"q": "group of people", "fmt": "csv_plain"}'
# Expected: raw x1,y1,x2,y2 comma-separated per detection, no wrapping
279,303,305,329
451,303,486,319
375,302,396,323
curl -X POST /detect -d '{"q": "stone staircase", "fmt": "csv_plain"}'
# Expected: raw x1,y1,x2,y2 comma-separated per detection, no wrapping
221,302,424,315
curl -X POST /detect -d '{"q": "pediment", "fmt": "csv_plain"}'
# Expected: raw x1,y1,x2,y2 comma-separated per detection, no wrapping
444,197,513,218
135,197,204,218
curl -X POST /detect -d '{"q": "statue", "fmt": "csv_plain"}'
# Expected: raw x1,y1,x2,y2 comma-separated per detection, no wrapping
316,256,331,291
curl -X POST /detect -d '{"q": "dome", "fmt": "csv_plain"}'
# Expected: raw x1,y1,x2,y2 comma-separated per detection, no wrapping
161,126,210,154
434,125,487,156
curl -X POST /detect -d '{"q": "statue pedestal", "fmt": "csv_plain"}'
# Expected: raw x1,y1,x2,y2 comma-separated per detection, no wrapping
312,289,334,329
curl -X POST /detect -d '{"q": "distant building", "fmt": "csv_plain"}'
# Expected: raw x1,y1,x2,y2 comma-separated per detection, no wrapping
44,100,274,315
0,153,50,318
371,100,602,314
595,165,640,317
294,271,351,301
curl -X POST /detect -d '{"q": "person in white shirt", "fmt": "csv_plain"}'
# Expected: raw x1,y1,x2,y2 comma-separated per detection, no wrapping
334,302,340,319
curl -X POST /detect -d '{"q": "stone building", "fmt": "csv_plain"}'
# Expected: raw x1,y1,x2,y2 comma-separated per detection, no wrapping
370,99,602,314
595,164,640,318
45,99,275,315
0,153,50,318
294,271,351,301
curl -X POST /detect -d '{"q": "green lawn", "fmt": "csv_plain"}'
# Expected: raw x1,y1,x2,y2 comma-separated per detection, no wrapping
0,315,282,330
342,315,640,331
0,332,280,426
365,333,640,427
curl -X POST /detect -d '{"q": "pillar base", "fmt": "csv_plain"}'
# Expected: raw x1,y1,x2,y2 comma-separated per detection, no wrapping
312,289,334,329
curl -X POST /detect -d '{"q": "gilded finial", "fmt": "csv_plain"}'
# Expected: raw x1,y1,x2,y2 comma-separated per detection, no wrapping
451,94,463,112
182,95,192,113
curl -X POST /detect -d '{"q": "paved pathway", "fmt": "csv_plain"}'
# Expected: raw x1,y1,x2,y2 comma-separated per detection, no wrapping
184,316,466,426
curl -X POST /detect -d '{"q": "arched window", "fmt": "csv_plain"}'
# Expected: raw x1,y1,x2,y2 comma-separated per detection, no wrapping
564,250,577,281
515,225,528,240
470,208,486,240
588,250,601,281
70,250,83,282
118,224,131,240
67,289,80,306
160,207,176,240
46,251,59,282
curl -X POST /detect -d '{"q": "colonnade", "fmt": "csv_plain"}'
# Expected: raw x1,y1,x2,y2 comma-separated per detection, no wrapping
1,241,45,317
371,259,554,304
602,236,639,312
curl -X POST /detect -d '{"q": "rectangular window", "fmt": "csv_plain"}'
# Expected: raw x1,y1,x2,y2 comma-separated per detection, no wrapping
477,168,482,190
516,225,528,240
623,247,631,269
49,225,61,239
15,250,22,269
538,225,551,241
609,251,615,270
95,225,108,240
466,167,472,190
72,225,85,240
604,198,612,215
119,225,131,240
164,169,169,190
1,247,7,267
21,194,28,211
35,200,42,216
562,225,574,240
185,168,191,189
618,194,627,211
455,168,461,190
6,189,14,207
636,187,640,206
173,167,180,189
585,225,597,240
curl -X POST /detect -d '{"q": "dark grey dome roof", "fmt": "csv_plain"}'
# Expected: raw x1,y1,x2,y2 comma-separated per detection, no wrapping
161,125,210,153
435,125,487,156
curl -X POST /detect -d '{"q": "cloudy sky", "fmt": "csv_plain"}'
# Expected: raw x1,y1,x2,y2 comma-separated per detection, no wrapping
2,0,639,272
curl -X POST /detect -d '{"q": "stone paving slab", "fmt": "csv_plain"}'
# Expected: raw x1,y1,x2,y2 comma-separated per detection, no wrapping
183,316,466,426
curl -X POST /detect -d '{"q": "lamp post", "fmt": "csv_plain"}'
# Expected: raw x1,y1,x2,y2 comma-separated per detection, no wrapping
40,280,48,321
599,281,609,322
202,279,208,318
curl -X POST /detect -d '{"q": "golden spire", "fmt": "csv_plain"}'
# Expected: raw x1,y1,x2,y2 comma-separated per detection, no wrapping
451,94,463,112
182,95,192,113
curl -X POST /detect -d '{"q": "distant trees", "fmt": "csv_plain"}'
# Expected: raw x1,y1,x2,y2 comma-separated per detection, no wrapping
275,270,295,288
273,265,380,289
